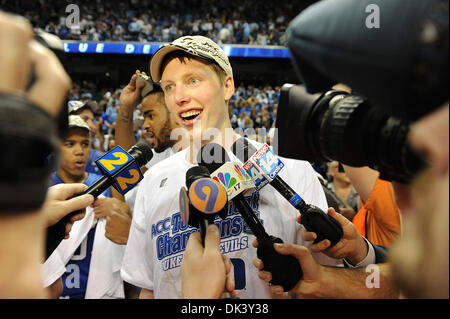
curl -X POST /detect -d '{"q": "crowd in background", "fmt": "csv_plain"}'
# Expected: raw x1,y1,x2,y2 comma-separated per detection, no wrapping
2,0,312,45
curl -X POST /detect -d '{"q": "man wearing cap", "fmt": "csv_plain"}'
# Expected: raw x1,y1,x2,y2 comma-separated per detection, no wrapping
43,115,131,298
121,36,346,299
68,100,104,174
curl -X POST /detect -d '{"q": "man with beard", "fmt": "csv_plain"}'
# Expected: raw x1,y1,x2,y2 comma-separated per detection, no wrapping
116,70,181,163
114,70,182,237
115,71,182,298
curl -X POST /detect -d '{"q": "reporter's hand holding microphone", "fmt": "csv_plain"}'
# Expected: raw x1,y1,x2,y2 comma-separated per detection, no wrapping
43,184,94,239
179,165,235,298
253,206,370,297
182,224,236,299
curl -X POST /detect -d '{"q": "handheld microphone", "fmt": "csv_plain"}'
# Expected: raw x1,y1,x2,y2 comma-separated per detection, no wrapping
181,165,235,298
181,165,228,245
45,140,153,258
198,143,303,291
231,137,343,246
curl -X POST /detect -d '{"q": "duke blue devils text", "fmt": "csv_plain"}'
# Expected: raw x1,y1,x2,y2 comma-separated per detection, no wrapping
152,193,261,271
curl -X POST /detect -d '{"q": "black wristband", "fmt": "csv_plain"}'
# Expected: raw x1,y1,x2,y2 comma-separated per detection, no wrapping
0,92,59,211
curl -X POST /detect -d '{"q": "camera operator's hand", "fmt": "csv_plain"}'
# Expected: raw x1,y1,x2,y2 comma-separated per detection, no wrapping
119,70,146,113
181,224,235,299
27,40,71,117
0,11,33,94
42,184,94,239
394,103,449,214
298,207,368,265
408,103,449,176
0,11,70,117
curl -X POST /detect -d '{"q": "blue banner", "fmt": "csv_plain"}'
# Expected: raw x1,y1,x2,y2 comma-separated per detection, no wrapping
62,41,292,58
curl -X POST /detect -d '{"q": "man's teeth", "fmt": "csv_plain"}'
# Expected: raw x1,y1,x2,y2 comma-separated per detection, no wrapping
181,110,201,119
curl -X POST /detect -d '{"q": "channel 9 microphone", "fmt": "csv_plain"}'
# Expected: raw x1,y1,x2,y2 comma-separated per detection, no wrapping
232,137,343,246
45,140,153,258
198,143,303,291
180,165,228,246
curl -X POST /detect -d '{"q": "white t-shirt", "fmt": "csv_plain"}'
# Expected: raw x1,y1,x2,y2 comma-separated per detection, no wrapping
121,141,341,298
124,147,175,213
42,200,126,299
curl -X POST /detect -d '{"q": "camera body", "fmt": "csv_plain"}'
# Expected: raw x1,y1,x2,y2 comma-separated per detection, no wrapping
277,0,448,182
276,84,425,183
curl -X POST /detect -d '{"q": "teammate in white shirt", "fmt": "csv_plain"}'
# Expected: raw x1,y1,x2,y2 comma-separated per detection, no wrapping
121,35,343,299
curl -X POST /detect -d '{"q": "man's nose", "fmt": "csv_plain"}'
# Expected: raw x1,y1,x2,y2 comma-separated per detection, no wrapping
174,85,191,107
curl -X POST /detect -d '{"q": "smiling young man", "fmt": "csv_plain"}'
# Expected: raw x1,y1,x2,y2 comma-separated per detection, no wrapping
121,36,344,299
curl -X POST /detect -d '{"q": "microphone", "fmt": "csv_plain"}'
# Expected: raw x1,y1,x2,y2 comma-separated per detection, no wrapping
45,140,153,258
181,165,235,298
231,137,343,246
181,165,228,246
198,143,303,291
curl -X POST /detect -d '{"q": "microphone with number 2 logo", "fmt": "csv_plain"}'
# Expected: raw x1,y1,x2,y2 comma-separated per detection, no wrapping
45,140,153,258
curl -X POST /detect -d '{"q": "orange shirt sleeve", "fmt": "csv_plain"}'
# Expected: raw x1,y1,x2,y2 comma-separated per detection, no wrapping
353,178,401,246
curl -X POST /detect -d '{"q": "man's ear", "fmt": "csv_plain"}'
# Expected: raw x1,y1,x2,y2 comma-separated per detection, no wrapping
223,75,235,102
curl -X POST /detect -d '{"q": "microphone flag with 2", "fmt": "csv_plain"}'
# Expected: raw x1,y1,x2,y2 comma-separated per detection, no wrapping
45,140,153,258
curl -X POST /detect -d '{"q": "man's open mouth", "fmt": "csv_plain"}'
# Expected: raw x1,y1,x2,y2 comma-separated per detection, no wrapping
74,161,85,169
180,109,202,124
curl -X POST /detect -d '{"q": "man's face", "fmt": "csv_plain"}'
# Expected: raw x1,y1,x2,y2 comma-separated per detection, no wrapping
141,92,176,153
160,57,234,141
76,108,95,136
59,128,90,178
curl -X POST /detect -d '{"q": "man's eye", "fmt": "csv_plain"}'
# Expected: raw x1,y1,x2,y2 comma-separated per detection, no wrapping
165,84,174,91
190,78,199,85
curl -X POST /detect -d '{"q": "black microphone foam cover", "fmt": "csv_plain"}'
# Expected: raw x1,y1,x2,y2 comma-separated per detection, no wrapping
128,140,154,167
232,137,258,163
197,143,229,173
186,165,210,188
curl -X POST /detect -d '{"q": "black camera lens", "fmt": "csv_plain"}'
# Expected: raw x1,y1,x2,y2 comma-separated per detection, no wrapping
276,84,426,183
